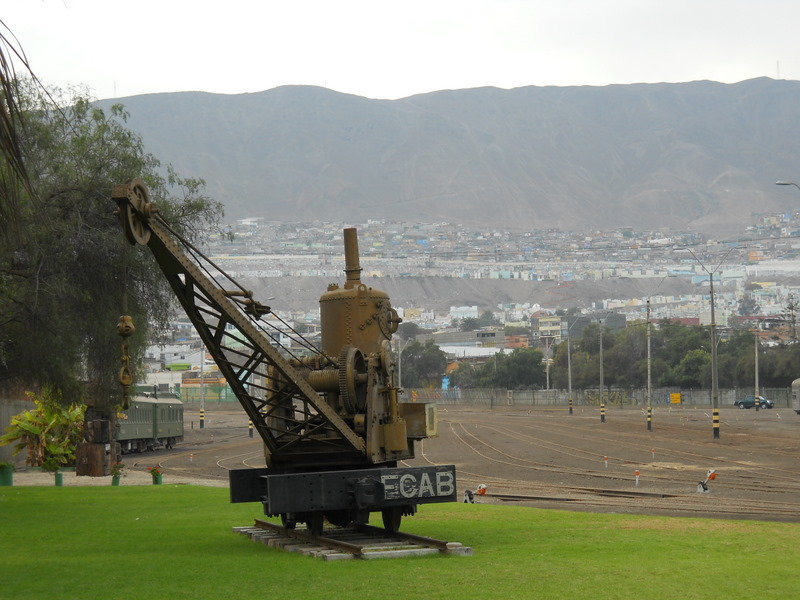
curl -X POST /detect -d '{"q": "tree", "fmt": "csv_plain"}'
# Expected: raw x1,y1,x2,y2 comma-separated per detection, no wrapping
497,347,546,389
448,361,477,389
738,294,759,316
452,347,546,389
604,326,645,388
396,321,421,340
460,317,480,332
400,340,446,388
460,310,499,332
662,349,710,388
0,81,222,404
504,325,529,337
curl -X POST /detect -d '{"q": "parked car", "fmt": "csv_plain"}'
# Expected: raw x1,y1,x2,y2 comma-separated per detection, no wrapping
734,395,774,409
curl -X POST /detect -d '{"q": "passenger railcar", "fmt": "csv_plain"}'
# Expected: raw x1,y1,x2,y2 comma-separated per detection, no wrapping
116,397,184,453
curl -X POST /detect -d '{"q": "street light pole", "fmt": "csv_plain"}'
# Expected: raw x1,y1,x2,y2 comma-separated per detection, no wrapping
775,180,800,191
396,338,410,388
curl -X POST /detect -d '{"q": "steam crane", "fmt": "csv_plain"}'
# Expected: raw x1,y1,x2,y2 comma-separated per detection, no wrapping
112,180,456,533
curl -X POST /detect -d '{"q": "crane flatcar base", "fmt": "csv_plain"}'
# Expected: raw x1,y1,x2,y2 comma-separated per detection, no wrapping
234,519,472,560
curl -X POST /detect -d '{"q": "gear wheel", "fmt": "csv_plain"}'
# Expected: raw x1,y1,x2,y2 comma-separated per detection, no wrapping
338,346,367,414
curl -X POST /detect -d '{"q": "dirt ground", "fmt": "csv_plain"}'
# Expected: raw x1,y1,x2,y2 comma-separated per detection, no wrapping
422,404,800,522
10,404,800,523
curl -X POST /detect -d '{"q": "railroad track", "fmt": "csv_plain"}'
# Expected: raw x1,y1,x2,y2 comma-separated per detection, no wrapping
129,433,263,479
484,489,800,520
408,412,800,521
234,519,473,560
125,407,799,522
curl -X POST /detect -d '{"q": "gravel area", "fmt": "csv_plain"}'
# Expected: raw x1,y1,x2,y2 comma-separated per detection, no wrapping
5,469,227,487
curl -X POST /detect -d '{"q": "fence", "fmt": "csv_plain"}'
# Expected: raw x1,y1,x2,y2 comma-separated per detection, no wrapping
179,385,237,403
153,385,795,409
403,387,793,409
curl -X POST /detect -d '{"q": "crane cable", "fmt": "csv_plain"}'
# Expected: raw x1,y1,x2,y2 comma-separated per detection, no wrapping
154,212,334,367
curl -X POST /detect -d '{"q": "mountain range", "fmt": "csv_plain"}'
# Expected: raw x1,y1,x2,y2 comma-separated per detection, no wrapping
100,77,800,235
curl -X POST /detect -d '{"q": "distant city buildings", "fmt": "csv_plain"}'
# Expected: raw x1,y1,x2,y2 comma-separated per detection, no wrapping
140,212,800,390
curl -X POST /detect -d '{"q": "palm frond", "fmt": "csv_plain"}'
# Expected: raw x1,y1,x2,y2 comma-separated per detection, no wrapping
0,19,36,241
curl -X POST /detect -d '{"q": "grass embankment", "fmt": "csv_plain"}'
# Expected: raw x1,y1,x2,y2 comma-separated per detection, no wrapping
1,485,797,600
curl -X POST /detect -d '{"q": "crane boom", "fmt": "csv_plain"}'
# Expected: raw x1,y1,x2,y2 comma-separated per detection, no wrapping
113,181,365,466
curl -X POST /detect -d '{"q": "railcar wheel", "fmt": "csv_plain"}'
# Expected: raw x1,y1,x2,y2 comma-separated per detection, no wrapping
308,512,324,535
325,510,351,528
280,514,296,530
381,507,402,533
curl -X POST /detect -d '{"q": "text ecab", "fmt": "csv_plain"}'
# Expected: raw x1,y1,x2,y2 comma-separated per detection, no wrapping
381,470,455,499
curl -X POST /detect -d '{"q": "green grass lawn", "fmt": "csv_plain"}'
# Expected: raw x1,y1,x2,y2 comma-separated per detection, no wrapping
1,484,797,600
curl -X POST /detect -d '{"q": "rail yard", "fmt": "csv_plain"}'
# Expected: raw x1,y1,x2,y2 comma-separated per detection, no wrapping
80,403,799,524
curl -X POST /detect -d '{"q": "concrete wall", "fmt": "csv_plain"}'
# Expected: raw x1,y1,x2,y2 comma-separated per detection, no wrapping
0,399,33,466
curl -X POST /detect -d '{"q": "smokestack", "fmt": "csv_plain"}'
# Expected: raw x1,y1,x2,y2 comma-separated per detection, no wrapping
343,228,362,288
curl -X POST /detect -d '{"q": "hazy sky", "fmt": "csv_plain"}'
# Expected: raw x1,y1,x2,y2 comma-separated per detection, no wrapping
5,0,799,100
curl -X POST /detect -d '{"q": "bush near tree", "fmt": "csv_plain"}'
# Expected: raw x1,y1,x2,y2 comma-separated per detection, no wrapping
0,387,84,470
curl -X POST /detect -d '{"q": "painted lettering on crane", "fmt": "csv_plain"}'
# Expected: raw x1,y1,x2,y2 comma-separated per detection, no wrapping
381,469,455,500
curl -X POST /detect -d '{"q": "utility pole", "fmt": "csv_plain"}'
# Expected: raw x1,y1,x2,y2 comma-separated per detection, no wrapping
567,335,573,415
646,300,652,431
709,273,720,438
199,346,206,429
599,320,605,423
683,247,731,440
754,324,760,412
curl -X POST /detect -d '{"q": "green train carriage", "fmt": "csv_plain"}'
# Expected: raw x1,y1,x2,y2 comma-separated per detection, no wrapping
116,397,184,453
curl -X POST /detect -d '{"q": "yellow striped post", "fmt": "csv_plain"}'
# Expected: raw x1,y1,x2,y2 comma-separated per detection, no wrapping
712,409,720,439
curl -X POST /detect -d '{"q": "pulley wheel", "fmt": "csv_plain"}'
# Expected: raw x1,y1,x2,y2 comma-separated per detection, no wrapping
122,179,152,246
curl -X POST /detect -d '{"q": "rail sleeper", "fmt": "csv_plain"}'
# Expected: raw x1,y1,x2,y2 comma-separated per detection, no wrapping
233,522,473,559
